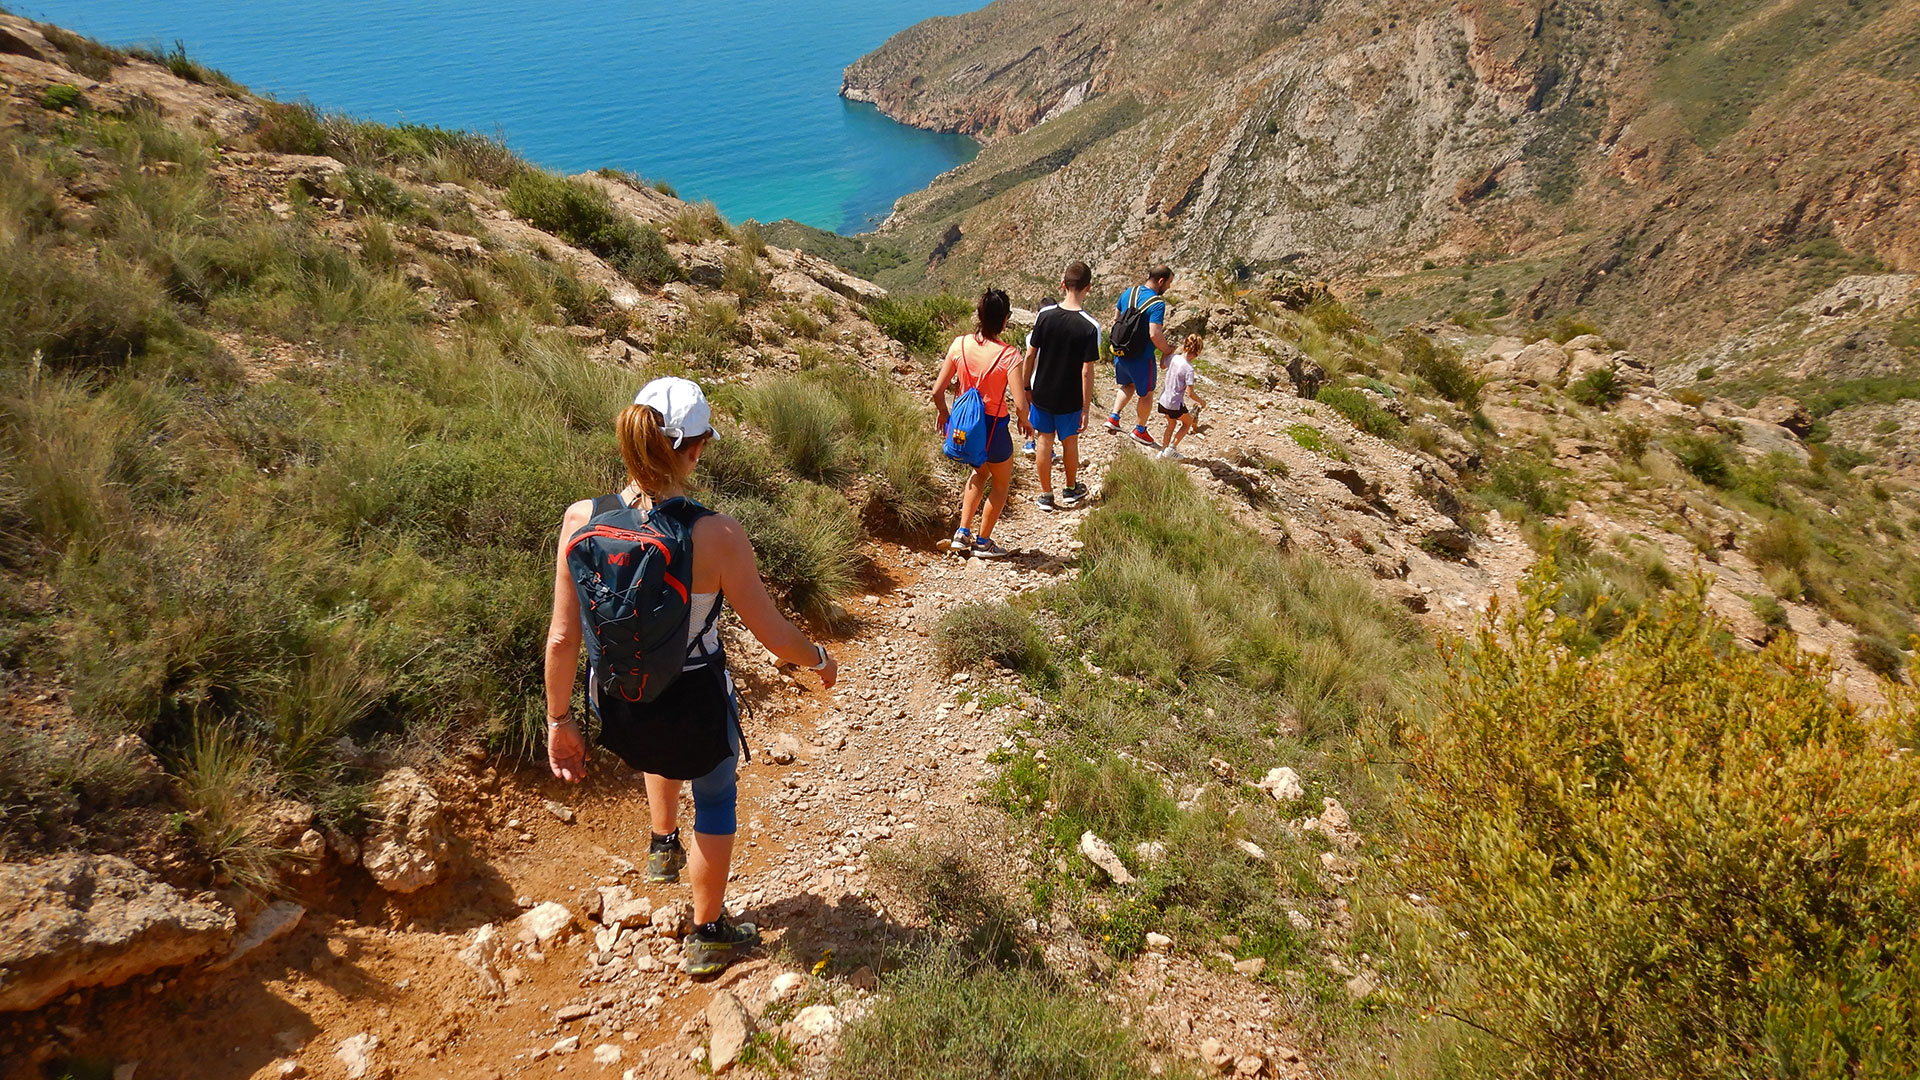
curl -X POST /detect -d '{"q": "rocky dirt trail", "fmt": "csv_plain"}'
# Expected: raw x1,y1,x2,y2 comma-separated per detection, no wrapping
11,360,1490,1080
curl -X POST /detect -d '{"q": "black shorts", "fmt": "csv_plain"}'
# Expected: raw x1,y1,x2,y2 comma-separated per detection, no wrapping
1156,403,1188,419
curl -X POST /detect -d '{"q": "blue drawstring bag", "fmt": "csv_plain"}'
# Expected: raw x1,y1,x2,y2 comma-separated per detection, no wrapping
944,385,989,467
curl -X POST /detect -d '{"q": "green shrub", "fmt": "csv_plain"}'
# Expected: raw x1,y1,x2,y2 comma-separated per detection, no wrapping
735,221,769,258
933,602,1048,675
832,950,1160,1080
39,84,84,111
0,375,157,555
743,378,851,484
1568,366,1623,408
1059,455,1420,732
1670,433,1732,486
1394,329,1482,409
868,294,971,355
1483,454,1569,517
1764,565,1805,601
725,485,859,621
339,167,417,220
1305,295,1370,339
1853,633,1908,681
505,172,681,286
40,26,122,80
1316,385,1403,439
871,830,1030,965
1286,424,1326,452
253,103,525,187
665,201,731,243
1750,593,1790,634
721,246,764,300
0,235,190,373
775,303,825,340
129,41,239,91
801,365,946,534
695,433,785,503
1749,514,1813,571
1400,570,1920,1078
0,721,157,847
864,432,946,536
1547,315,1601,343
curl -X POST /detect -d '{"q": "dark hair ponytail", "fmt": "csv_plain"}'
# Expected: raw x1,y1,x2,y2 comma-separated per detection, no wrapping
976,288,1010,338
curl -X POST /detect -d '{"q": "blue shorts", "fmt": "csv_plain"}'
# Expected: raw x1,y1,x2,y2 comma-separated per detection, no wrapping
1115,355,1156,396
1029,405,1083,438
981,414,1014,464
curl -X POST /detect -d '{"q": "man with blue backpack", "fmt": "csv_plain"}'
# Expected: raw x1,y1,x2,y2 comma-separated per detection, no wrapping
932,289,1030,558
1106,264,1175,448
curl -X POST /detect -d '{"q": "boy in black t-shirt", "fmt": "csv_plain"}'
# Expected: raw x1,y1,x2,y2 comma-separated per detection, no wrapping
1022,260,1102,510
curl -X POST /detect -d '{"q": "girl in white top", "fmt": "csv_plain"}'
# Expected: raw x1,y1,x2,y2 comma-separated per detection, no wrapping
1156,334,1208,459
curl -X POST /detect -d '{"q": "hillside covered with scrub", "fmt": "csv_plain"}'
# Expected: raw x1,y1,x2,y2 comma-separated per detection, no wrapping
2,13,1919,1080
835,0,1920,366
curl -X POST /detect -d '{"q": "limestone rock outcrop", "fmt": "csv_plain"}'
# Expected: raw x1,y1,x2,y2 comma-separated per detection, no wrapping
0,855,234,1011
361,767,453,893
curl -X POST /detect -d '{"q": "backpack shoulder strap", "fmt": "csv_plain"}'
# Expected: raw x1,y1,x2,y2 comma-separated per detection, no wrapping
955,337,986,389
648,496,714,530
590,493,624,518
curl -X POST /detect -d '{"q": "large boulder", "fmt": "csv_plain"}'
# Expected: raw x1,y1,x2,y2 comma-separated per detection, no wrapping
1750,395,1815,436
1511,340,1571,386
1285,352,1326,400
1728,417,1810,464
361,767,452,893
1253,269,1331,310
0,855,234,1011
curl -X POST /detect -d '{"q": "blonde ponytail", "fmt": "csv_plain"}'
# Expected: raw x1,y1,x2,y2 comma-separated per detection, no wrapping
616,404,702,495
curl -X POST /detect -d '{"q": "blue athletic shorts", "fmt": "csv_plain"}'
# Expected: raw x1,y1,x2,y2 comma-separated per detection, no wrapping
1029,405,1083,438
982,414,1013,464
1115,354,1156,396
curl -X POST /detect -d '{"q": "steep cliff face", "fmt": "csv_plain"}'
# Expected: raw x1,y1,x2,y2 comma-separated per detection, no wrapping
845,0,1920,360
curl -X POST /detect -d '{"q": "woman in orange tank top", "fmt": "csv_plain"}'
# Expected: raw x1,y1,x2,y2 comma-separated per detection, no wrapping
930,289,1031,558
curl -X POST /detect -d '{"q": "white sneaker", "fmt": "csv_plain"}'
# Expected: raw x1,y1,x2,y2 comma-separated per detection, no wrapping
1158,446,1181,460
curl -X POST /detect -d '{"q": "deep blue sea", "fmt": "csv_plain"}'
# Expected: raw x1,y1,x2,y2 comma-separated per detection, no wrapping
18,1,977,233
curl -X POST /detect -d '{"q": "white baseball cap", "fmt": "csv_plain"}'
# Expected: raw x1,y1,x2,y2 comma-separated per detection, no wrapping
633,376,716,448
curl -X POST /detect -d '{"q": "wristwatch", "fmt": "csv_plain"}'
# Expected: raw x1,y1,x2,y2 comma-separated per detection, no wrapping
808,645,830,671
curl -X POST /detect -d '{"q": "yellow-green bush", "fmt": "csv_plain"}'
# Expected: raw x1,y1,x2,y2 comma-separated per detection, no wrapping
1400,567,1920,1078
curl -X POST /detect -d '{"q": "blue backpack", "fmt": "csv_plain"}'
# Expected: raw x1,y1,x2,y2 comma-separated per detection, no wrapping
565,495,718,705
944,386,989,466
944,338,1012,467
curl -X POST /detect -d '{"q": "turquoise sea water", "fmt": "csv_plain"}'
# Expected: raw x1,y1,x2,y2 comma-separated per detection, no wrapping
18,0,976,233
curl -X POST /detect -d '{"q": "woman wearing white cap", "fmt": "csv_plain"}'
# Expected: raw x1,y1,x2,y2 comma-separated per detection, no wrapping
543,376,839,976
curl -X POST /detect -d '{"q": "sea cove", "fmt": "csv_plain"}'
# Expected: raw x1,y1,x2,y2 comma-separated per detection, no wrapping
19,0,979,232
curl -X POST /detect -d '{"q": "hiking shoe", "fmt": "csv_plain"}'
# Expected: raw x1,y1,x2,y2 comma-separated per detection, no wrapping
1036,492,1057,513
938,528,974,554
1022,439,1037,457
972,536,1009,559
1105,413,1123,433
1061,482,1089,506
1131,426,1157,448
683,916,760,977
1158,446,1182,460
645,832,686,884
